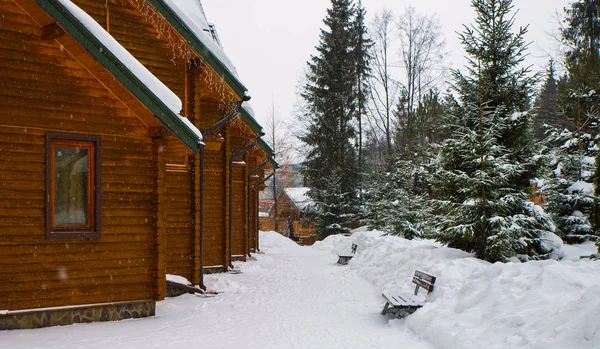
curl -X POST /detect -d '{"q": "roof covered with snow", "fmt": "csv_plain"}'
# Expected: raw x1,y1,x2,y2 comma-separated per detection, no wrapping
48,0,203,151
160,0,247,98
283,187,314,211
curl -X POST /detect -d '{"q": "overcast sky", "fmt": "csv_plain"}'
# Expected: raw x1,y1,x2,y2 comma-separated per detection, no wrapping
202,0,569,127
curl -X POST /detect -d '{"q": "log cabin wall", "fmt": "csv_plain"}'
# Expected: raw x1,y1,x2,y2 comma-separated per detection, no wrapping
0,0,158,311
164,136,193,282
229,125,254,259
197,100,227,270
71,0,185,98
70,0,199,281
247,154,262,253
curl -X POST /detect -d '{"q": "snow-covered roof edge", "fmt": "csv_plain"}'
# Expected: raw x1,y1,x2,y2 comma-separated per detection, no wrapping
43,0,203,151
155,0,248,99
283,187,314,211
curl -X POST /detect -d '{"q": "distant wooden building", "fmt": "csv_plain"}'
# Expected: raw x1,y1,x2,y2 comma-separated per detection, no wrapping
0,0,274,329
261,188,317,245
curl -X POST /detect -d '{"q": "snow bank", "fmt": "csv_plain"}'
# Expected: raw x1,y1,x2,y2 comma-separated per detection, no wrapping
259,230,300,249
322,230,600,349
166,274,191,285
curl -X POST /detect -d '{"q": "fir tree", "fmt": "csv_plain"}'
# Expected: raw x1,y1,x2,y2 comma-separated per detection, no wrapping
300,0,369,238
303,174,353,238
559,0,600,241
352,1,372,171
433,0,558,262
368,157,433,239
541,126,596,242
532,60,563,141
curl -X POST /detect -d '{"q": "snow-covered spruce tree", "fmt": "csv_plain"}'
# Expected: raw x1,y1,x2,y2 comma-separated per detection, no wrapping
368,157,433,239
299,0,369,238
559,0,600,244
541,126,596,242
352,1,372,172
433,0,558,262
532,60,563,141
303,173,355,238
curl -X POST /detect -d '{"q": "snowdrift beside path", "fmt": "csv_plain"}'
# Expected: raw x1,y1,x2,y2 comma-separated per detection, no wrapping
316,229,600,349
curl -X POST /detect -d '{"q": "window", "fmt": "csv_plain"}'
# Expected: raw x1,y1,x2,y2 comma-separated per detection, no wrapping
46,133,101,238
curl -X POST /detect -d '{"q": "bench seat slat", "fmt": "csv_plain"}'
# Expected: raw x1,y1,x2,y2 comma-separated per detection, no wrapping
382,292,423,307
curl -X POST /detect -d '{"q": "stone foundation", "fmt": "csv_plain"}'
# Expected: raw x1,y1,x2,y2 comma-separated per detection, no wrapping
203,266,226,274
0,301,155,330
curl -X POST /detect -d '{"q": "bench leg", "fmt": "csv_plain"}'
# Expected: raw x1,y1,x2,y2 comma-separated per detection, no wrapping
381,302,390,315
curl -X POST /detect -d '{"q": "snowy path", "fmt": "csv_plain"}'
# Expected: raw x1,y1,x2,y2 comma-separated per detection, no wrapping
1,233,431,349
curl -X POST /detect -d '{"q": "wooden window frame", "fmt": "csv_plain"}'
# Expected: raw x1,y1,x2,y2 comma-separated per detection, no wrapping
46,133,102,239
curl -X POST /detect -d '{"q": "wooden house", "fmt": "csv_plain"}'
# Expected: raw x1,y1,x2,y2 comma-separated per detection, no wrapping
0,0,274,329
0,0,203,329
261,188,317,245
67,0,273,279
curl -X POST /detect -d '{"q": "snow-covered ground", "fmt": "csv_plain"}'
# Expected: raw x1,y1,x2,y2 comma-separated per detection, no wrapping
1,230,598,349
317,228,600,349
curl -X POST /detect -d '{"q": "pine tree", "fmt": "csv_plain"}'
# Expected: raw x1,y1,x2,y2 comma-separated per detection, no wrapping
541,126,595,242
532,60,563,141
304,174,354,238
352,1,372,172
559,0,600,243
300,0,369,238
368,157,433,239
433,0,559,262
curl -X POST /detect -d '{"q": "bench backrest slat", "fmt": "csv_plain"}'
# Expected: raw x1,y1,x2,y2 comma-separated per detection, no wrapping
412,270,436,295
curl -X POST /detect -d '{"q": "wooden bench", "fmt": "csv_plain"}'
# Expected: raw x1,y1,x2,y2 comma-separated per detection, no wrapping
337,243,357,265
381,270,436,318
580,253,600,260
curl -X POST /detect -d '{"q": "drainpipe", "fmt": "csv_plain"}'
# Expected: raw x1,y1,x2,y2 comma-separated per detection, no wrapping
228,139,258,269
199,102,241,288
257,170,276,253
247,160,270,257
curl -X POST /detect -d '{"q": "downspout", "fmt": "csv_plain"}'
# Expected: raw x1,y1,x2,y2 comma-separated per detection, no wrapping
247,160,270,257
199,102,241,288
257,170,276,253
228,139,258,268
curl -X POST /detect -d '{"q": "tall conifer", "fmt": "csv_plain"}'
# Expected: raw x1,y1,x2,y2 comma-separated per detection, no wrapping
300,0,369,238
433,0,558,262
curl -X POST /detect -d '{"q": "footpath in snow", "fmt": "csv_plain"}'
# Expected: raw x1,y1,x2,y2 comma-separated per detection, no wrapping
0,231,432,349
1,229,598,349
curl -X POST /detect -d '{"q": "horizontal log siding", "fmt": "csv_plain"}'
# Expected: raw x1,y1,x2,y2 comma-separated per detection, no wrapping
70,0,201,280
229,129,251,257
231,165,245,256
0,0,155,311
197,101,227,268
164,137,193,281
72,0,185,100
202,148,225,267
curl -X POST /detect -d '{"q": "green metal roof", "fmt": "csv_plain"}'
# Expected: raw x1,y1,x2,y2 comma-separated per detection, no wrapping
257,138,279,169
258,138,274,155
36,0,202,152
241,106,264,136
269,156,280,169
147,0,247,99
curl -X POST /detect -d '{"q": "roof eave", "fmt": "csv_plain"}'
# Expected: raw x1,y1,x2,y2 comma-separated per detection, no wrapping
147,0,247,100
241,107,264,135
37,0,202,152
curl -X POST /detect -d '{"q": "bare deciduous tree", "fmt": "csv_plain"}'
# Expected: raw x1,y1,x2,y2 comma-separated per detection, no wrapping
396,7,445,151
367,8,398,159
